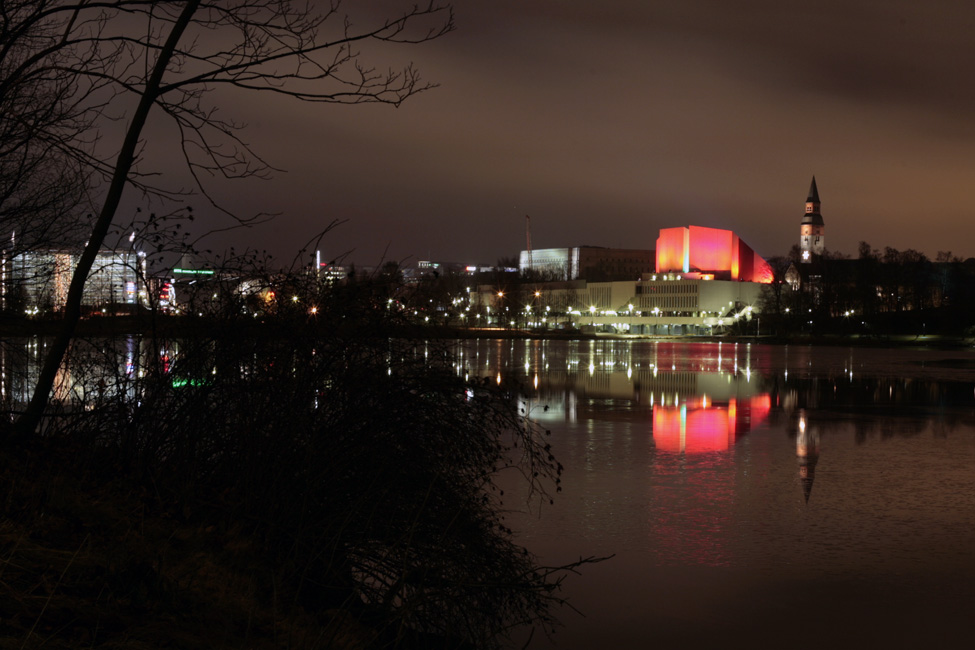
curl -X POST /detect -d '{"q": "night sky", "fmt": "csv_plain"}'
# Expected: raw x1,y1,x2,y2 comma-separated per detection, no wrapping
152,1,975,267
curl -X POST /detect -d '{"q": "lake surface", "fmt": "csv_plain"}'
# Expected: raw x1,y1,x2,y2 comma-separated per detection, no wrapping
6,335,975,647
456,339,975,650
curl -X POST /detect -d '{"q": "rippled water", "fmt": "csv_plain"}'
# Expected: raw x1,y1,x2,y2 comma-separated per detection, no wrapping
457,340,975,649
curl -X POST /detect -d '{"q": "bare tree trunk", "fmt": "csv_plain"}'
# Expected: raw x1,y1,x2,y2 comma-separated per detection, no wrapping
12,0,201,439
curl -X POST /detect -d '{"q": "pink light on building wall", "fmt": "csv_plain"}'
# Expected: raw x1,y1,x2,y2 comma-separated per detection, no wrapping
656,227,688,273
730,231,740,279
735,237,774,283
688,226,733,275
655,225,773,283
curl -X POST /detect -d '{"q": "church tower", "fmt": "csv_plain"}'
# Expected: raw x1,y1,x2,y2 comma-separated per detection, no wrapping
799,176,825,263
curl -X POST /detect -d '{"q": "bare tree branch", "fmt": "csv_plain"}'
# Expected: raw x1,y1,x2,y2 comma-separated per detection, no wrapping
2,0,453,434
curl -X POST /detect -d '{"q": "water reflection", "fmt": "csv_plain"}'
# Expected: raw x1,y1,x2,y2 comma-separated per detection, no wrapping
460,340,769,430
653,395,771,453
473,340,975,649
7,336,973,647
0,336,179,417
467,340,975,550
796,408,819,503
459,339,975,467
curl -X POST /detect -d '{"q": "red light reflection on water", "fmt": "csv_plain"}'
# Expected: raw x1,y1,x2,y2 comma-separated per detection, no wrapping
652,394,771,453
648,394,772,567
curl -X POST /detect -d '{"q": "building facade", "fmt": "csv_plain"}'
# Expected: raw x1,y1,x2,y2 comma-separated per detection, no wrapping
519,246,655,281
2,249,147,313
473,275,765,335
477,226,772,336
655,225,773,283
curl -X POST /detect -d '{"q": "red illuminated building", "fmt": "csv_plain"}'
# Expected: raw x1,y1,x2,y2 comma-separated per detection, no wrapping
656,225,773,283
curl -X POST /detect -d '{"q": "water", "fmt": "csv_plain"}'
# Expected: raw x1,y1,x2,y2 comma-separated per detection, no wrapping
6,335,975,646
456,339,975,649
0,336,174,412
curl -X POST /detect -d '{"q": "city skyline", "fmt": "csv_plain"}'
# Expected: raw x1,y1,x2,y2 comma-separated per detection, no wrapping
132,1,975,266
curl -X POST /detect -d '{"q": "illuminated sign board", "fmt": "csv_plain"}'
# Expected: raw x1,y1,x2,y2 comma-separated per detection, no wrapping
172,268,215,275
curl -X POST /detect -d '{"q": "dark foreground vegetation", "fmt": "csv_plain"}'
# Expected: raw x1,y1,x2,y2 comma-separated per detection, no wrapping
0,277,596,649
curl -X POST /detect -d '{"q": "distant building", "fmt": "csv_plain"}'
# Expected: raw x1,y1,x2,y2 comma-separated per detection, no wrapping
519,246,655,281
416,260,469,273
655,225,773,283
799,176,825,262
2,248,147,313
473,273,766,335
474,226,773,336
405,261,513,283
316,263,353,283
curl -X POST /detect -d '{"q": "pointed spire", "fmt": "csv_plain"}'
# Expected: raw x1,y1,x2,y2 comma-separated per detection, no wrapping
802,175,823,224
807,176,820,203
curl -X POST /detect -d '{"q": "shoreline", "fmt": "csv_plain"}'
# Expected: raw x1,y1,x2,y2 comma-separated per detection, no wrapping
1,315,972,349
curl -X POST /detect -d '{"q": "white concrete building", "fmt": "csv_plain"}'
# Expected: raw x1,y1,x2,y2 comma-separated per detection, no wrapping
473,274,764,335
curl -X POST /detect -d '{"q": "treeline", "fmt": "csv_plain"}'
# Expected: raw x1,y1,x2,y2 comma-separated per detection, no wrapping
759,243,975,337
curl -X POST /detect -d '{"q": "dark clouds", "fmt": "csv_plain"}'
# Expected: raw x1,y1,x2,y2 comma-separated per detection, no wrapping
172,1,975,266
